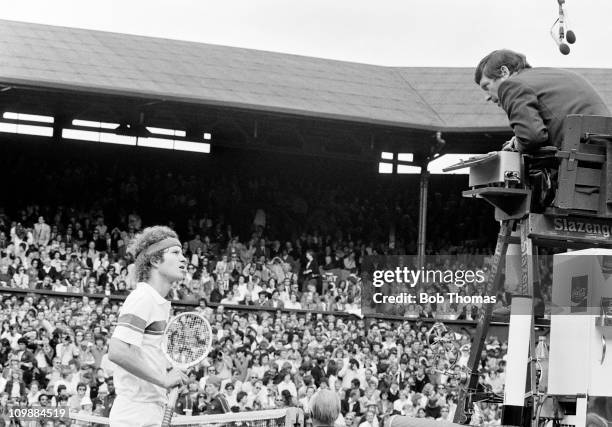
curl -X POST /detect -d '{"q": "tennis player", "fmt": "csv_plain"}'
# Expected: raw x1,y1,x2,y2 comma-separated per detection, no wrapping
108,226,189,427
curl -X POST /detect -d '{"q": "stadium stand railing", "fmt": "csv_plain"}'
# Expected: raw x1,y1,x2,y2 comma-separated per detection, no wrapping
0,286,551,335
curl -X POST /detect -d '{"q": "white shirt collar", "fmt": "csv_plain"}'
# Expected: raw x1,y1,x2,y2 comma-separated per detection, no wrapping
137,282,170,305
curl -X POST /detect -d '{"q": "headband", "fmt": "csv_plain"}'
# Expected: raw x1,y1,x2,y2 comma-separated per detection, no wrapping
141,238,182,256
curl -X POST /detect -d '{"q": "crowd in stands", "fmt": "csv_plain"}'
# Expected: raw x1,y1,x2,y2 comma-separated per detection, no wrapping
0,145,512,425
0,144,498,255
0,203,508,323
0,292,508,426
0,144,510,316
0,209,507,426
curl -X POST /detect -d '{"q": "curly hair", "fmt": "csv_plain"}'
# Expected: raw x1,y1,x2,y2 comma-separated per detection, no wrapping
127,226,179,283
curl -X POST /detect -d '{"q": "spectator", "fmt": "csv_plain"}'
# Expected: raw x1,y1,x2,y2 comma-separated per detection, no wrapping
0,265,11,287
16,338,36,384
339,359,365,391
101,377,116,417
279,389,305,427
0,170,512,427
33,217,51,248
205,375,230,414
175,381,199,415
0,392,10,417
301,250,319,293
358,410,378,427
55,332,78,365
68,381,92,413
5,369,27,401
12,266,29,289
424,396,441,419
193,392,209,415
277,370,297,398
310,389,341,427
438,406,452,421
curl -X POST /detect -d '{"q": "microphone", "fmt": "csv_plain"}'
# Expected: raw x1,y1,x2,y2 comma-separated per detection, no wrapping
554,34,571,56
559,43,570,55
551,0,576,55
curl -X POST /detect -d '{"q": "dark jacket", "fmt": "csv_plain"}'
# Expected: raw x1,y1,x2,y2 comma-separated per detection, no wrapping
175,393,197,415
4,380,27,399
207,393,230,414
343,398,361,416
102,392,116,417
310,365,326,387
499,67,611,152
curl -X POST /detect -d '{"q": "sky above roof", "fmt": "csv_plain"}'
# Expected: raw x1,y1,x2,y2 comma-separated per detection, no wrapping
2,0,611,69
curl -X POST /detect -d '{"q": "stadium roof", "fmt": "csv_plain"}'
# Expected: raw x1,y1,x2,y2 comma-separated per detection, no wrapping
2,19,611,134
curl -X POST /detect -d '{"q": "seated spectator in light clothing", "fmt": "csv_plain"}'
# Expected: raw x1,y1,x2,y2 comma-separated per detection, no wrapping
68,382,92,413
277,370,297,397
284,293,302,310
220,290,241,305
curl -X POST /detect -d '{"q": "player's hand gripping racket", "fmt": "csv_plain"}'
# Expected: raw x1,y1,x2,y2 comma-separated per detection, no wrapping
161,311,213,427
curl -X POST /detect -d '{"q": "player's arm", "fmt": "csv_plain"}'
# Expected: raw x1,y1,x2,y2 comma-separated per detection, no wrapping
499,78,549,152
109,294,186,389
108,337,184,389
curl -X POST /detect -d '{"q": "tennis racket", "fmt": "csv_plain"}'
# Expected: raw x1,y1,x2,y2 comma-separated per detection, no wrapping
160,311,213,427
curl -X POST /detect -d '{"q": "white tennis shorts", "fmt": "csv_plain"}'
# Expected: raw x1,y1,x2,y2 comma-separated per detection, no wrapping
109,396,164,427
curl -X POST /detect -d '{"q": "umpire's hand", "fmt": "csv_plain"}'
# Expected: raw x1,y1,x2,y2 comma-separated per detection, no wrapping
502,136,519,152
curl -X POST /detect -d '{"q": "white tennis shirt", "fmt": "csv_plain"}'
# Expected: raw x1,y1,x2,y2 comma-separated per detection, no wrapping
112,282,171,405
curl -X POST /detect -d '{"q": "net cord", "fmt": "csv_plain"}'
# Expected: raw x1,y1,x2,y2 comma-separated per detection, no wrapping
68,408,288,426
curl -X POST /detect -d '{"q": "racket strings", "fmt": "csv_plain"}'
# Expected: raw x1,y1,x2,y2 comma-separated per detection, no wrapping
165,314,211,366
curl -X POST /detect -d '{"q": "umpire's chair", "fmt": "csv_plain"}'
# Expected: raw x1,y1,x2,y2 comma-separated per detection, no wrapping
516,114,612,216
549,114,612,217
445,114,612,221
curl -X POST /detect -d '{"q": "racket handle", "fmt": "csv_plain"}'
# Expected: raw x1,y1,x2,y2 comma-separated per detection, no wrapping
161,387,179,427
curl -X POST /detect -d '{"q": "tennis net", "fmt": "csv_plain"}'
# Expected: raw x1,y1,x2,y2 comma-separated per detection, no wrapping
68,408,289,427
